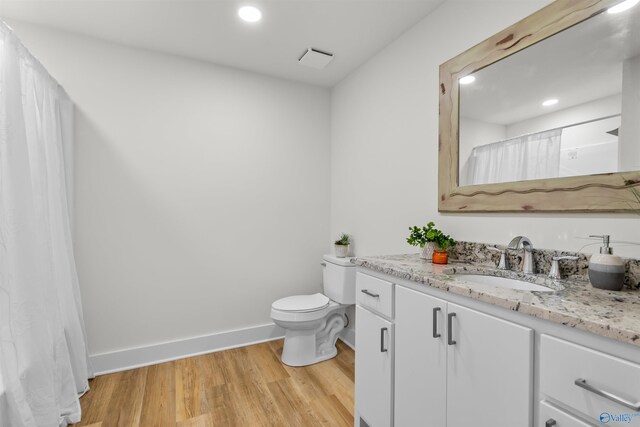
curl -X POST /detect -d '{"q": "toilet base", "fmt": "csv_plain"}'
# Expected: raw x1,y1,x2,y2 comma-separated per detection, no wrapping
279,310,346,367
281,342,338,367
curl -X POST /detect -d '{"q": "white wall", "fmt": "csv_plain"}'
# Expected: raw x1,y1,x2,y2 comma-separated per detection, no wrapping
330,0,640,259
506,94,621,139
10,1,640,358
8,21,331,356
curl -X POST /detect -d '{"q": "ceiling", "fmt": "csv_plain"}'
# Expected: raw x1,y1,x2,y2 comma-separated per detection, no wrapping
0,0,444,87
460,3,640,125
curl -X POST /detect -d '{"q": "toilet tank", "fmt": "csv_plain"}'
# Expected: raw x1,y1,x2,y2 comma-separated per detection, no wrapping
322,254,356,304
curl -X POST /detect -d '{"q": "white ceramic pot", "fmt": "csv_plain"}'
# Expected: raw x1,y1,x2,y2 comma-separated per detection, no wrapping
420,242,438,261
335,244,350,258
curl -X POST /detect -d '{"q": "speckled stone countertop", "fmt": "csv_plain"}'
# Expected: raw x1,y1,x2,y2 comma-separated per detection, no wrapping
354,254,640,347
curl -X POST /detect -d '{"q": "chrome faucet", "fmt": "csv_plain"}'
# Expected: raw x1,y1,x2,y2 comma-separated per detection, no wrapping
507,236,534,274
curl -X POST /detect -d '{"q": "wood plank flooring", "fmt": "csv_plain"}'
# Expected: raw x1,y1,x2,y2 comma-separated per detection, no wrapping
72,339,354,427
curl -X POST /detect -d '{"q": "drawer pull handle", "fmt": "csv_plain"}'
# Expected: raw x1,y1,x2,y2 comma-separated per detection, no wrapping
545,419,556,427
447,313,456,345
361,289,380,298
432,307,441,338
574,378,640,411
380,327,388,352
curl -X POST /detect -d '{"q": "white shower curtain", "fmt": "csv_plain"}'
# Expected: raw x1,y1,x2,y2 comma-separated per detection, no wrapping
466,128,562,186
0,21,91,426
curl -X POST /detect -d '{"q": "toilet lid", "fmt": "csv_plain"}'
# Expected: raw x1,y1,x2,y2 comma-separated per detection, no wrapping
272,293,330,313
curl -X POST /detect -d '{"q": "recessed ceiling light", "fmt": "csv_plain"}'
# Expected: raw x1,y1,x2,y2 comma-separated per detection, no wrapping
459,75,476,85
238,6,262,23
607,0,639,14
542,98,559,107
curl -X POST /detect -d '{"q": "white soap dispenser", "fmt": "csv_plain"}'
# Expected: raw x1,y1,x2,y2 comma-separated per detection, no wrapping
588,235,625,291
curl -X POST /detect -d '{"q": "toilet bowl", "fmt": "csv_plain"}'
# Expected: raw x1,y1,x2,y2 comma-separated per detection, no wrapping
271,255,356,367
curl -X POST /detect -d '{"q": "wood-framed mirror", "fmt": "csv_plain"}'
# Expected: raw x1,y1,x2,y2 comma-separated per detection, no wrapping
439,0,640,212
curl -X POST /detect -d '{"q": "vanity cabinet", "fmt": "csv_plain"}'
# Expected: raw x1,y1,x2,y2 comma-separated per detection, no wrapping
356,262,640,427
394,285,533,427
355,272,394,427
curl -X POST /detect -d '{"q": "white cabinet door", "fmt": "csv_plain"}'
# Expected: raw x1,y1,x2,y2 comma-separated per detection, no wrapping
446,303,533,427
394,286,447,427
355,305,394,427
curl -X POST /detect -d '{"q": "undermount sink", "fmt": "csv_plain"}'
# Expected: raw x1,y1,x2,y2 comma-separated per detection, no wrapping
455,274,558,293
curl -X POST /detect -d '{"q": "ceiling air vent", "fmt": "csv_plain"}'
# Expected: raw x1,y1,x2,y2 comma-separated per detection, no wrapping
298,48,334,70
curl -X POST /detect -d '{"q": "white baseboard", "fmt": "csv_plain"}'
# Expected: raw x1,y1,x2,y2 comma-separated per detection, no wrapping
339,328,356,350
89,323,285,375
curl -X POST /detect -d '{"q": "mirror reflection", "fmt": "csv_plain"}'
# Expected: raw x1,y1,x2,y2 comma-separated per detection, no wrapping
459,1,640,187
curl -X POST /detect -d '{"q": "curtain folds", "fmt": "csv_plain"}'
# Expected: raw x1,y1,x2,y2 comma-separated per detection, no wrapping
466,128,562,186
0,20,91,427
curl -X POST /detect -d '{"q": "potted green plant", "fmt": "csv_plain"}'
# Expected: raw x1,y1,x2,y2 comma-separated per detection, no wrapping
334,233,351,258
407,221,456,262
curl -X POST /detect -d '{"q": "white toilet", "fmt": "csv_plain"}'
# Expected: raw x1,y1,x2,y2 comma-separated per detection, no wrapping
270,254,356,367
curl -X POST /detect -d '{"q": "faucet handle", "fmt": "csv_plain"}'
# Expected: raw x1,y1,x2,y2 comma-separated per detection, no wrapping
487,246,508,270
548,256,579,280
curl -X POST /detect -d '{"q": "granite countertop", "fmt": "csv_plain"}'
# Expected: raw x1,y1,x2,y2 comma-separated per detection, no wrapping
354,254,640,347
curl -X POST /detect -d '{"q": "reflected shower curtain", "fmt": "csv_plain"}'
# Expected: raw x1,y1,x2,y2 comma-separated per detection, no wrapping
466,129,562,186
0,21,91,426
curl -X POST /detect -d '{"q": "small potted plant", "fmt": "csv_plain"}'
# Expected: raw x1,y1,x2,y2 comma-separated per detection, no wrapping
334,233,351,258
407,221,456,263
432,234,456,265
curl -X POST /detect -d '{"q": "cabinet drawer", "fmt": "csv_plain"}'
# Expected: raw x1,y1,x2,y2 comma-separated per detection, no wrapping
540,335,640,422
539,401,594,427
356,272,393,318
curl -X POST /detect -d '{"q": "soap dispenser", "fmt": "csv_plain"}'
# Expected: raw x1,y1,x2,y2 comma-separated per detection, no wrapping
588,235,625,291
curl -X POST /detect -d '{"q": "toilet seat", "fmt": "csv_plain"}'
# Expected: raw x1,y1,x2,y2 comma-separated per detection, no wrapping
271,295,338,324
272,293,330,313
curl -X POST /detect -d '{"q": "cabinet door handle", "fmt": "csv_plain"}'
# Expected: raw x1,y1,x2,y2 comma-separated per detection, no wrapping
361,289,380,298
574,378,640,411
432,307,441,338
447,313,456,345
545,419,556,427
380,327,388,352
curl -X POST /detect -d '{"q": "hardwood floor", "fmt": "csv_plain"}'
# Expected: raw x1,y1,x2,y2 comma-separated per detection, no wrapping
72,339,355,427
